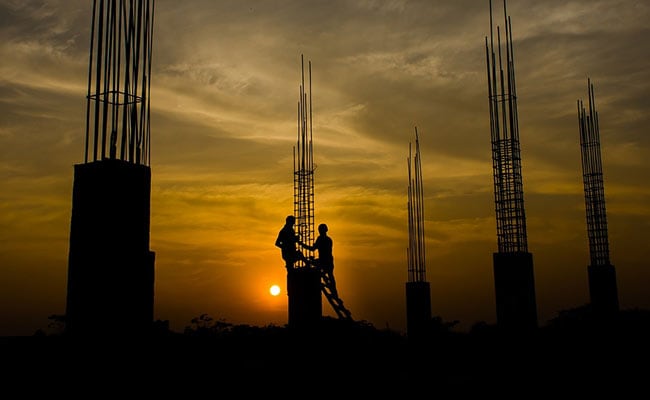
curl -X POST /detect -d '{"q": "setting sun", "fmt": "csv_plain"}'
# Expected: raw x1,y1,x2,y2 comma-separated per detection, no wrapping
269,285,281,296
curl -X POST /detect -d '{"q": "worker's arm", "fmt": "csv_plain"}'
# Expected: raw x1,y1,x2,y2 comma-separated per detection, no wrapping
298,240,315,251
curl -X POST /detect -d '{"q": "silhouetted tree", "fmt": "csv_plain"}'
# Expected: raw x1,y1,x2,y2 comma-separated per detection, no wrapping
469,320,496,336
428,315,460,335
183,313,232,337
45,314,66,336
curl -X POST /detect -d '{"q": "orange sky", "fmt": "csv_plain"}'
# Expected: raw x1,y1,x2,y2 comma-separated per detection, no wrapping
1,0,649,336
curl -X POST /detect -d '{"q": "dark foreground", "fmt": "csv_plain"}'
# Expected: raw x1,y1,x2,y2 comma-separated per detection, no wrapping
3,309,649,396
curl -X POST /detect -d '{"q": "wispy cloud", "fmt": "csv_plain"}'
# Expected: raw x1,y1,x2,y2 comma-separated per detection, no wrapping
1,0,649,335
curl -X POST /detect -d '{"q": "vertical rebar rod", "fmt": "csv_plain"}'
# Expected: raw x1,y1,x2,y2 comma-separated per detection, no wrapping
407,127,426,283
84,0,153,166
485,0,528,254
293,54,315,266
92,0,104,162
84,0,98,163
578,79,610,267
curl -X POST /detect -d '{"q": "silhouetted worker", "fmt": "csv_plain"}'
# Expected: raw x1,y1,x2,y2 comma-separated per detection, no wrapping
299,223,338,296
275,215,306,271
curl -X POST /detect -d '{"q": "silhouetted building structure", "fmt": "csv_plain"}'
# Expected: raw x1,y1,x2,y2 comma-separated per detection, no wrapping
405,128,432,340
577,79,619,315
485,0,538,332
287,55,321,328
287,56,351,328
65,0,156,336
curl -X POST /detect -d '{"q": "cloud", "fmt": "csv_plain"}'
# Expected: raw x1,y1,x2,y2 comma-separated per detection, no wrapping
1,0,649,335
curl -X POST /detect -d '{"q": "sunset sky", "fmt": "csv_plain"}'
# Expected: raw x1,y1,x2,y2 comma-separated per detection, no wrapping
1,0,649,336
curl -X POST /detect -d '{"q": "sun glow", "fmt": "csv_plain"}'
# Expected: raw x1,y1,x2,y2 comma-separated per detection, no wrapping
269,284,281,296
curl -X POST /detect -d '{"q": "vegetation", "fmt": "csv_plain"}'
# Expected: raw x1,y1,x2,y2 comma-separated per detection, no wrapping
2,308,648,394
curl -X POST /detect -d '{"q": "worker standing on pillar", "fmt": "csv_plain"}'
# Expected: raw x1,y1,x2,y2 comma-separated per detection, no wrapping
299,223,338,297
275,215,306,271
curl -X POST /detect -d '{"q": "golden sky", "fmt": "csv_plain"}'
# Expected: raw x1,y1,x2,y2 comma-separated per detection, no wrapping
1,0,649,336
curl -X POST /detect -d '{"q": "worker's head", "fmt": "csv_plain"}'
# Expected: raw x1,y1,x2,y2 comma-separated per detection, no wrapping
286,215,295,225
318,223,328,234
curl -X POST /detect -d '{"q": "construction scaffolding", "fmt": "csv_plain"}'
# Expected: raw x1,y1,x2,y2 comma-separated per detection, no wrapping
577,79,619,314
66,0,156,336
407,127,427,284
291,55,351,321
485,0,537,331
293,54,316,267
578,79,611,268
84,0,155,166
405,127,432,339
485,0,528,254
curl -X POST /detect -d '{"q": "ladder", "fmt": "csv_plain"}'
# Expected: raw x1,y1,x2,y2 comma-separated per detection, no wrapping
321,269,352,320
